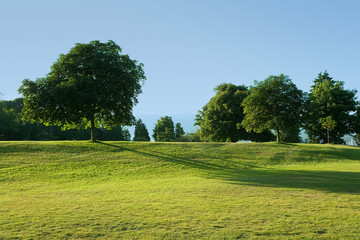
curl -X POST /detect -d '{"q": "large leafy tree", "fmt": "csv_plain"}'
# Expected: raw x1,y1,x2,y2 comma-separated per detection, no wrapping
195,84,249,142
303,71,358,144
19,40,145,141
195,83,274,142
133,119,150,141
241,74,305,142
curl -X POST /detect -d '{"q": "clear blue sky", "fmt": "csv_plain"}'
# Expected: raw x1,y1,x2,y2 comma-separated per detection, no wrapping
1,0,359,133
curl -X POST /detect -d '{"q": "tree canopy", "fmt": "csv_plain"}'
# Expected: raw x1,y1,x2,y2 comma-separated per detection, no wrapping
153,116,175,142
0,100,19,140
195,83,275,142
303,71,358,144
19,40,145,141
152,116,185,142
241,74,305,142
195,84,249,142
175,123,185,140
133,119,150,141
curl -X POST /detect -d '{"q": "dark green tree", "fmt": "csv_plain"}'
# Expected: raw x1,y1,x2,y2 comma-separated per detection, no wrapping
195,84,249,142
355,105,360,144
241,74,305,142
195,83,274,142
133,119,150,141
98,126,130,141
153,116,175,142
303,71,358,144
19,40,145,141
280,127,302,143
0,100,20,140
4,98,24,113
175,123,185,140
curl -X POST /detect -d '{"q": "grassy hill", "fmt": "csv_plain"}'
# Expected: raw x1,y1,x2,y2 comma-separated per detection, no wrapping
1,141,360,239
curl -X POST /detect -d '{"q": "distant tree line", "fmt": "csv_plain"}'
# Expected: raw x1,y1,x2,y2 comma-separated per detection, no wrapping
132,116,200,142
0,98,130,141
196,72,360,144
1,39,359,145
2,71,359,145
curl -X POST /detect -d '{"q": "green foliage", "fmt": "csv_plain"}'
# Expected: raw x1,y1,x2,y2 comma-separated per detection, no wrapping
133,119,150,141
152,117,185,142
320,116,337,144
152,116,175,141
355,134,360,147
195,83,275,142
241,74,305,142
195,84,248,142
280,127,302,143
19,40,145,141
0,98,130,141
304,71,358,144
352,105,360,142
175,123,185,139
176,130,202,142
320,116,337,131
0,101,20,140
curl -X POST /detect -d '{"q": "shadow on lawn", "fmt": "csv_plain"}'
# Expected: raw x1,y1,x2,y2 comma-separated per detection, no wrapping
97,142,360,194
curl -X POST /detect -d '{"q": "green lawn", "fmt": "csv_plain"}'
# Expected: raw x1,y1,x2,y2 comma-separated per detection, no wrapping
1,141,360,239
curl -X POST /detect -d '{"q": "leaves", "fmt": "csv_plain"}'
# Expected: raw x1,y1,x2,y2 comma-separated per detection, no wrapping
195,83,275,142
304,71,358,144
19,40,146,140
241,74,305,142
153,116,175,142
133,119,150,141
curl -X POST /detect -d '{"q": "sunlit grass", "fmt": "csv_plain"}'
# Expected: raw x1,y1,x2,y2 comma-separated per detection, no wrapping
1,141,360,239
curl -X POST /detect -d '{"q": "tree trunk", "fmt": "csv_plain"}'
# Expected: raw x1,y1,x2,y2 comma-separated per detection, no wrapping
276,129,280,143
90,119,96,142
327,129,330,144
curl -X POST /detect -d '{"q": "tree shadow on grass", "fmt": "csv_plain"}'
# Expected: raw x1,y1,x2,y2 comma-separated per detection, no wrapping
268,143,360,164
212,168,360,194
96,142,360,194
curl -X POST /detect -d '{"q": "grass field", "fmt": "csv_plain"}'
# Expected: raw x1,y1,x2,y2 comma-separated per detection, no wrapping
1,141,360,239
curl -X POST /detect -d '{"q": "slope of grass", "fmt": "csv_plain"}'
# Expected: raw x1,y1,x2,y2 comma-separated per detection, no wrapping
1,141,360,239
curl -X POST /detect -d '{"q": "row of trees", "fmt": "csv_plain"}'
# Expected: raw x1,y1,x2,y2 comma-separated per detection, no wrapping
195,72,360,144
0,97,190,142
0,98,131,141
2,40,359,144
133,116,200,142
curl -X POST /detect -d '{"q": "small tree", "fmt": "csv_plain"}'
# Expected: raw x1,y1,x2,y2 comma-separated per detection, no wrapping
19,40,145,142
153,116,175,142
320,116,337,144
175,123,185,140
133,119,150,141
